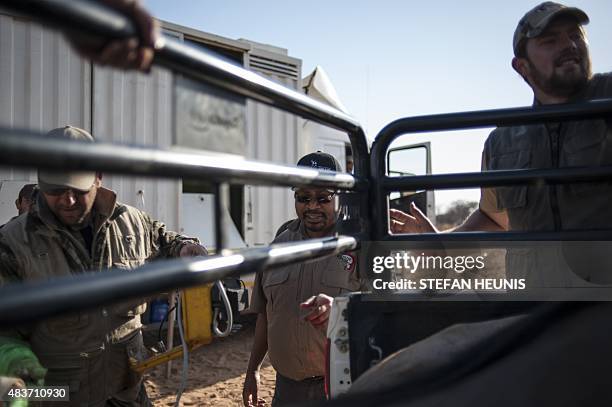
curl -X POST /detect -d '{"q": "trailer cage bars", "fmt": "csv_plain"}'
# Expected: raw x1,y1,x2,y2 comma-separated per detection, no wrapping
1,0,612,328
0,0,369,327
371,99,612,241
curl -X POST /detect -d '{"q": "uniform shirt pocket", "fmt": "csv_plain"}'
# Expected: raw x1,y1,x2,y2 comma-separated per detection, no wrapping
564,121,611,195
564,121,607,164
263,267,293,312
489,150,530,210
321,256,360,293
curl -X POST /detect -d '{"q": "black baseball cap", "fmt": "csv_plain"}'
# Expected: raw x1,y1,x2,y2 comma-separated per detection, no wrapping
296,151,342,172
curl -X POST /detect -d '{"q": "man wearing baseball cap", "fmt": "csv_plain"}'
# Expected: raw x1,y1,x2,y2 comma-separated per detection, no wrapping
391,2,612,284
511,2,592,104
0,126,207,405
243,152,363,406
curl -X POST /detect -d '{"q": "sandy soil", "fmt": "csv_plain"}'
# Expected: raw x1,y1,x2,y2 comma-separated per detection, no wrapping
143,247,508,407
145,321,276,406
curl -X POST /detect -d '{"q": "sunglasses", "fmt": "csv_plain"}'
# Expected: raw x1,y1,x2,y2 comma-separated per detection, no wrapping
44,187,90,197
294,193,335,205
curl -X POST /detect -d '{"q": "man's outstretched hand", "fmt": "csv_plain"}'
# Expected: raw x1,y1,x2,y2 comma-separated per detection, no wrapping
390,202,438,234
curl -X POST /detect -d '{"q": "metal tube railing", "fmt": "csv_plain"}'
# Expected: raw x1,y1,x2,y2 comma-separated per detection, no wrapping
0,0,371,324
0,0,369,178
375,99,612,139
213,183,230,252
381,230,612,242
371,99,612,240
0,128,359,190
0,236,357,327
382,166,612,191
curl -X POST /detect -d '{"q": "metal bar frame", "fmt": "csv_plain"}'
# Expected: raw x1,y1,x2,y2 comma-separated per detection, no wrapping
371,100,612,240
0,0,370,185
1,0,612,325
382,166,612,191
0,129,360,190
0,237,357,326
0,0,369,325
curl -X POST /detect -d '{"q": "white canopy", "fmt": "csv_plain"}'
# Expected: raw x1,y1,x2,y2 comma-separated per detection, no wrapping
302,65,349,114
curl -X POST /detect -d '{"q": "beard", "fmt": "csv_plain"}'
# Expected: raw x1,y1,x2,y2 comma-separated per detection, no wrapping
529,47,592,99
57,205,90,227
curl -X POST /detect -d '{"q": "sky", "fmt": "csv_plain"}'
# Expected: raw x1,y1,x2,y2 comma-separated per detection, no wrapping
145,0,612,211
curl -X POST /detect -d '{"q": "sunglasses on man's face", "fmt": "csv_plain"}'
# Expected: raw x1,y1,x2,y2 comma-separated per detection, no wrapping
44,188,89,197
294,193,335,205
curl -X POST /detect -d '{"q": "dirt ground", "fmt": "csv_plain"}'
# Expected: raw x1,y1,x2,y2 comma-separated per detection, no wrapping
145,320,276,406
143,247,507,407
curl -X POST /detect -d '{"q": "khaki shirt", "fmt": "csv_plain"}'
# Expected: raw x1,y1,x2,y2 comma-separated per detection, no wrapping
480,72,612,286
250,219,361,381
0,187,198,406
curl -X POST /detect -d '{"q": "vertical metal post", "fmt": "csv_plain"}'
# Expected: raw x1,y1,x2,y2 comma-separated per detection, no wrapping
346,128,371,243
214,182,230,253
370,137,389,241
165,291,177,379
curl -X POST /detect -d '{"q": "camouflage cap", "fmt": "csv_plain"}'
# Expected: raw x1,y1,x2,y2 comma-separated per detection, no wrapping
38,126,97,192
513,2,589,56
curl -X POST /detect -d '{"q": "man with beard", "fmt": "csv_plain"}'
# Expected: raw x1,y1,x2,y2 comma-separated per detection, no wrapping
391,2,612,286
243,152,361,407
0,126,207,405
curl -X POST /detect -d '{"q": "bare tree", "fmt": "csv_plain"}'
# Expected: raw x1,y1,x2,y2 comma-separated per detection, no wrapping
436,200,478,229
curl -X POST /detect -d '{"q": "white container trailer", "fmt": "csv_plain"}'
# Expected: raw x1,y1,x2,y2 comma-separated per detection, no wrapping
0,13,352,248
0,11,91,221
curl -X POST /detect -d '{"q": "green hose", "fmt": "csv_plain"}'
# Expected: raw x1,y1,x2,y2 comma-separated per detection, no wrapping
0,338,46,386
0,338,47,407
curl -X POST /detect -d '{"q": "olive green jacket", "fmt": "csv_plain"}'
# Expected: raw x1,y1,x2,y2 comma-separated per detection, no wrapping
0,187,198,406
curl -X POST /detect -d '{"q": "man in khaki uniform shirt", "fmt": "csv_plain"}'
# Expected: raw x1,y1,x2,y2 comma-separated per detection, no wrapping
243,152,361,406
0,126,207,406
390,2,612,287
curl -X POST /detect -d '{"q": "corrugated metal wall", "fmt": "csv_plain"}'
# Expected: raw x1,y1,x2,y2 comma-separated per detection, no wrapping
0,13,90,182
92,65,180,230
244,65,301,246
0,14,305,244
0,13,180,230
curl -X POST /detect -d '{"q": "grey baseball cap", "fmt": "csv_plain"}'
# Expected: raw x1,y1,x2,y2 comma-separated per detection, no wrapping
513,2,589,56
38,126,97,192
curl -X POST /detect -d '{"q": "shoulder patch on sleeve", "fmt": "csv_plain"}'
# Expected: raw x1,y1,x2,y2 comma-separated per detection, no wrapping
337,253,356,272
